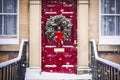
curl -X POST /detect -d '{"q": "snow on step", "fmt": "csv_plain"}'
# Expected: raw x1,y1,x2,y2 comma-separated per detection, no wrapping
25,68,92,80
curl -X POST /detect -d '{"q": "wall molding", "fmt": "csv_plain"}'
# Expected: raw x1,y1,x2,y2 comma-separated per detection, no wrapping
78,0,89,5
29,0,41,5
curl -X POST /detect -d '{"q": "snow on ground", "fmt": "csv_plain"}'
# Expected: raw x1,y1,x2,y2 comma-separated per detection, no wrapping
25,68,92,80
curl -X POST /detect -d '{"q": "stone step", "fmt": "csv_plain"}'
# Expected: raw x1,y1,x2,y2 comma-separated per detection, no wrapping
77,66,91,74
25,68,92,80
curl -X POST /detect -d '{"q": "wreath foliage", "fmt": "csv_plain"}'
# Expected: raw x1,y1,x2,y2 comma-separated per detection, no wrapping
45,15,72,41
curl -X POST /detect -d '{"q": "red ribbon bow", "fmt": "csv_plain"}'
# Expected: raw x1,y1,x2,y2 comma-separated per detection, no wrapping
55,31,63,47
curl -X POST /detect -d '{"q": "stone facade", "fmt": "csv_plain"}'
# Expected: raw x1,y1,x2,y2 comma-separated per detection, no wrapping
0,0,120,69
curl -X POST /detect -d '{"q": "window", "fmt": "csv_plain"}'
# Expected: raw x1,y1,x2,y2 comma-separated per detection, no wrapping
100,0,120,45
0,0,19,44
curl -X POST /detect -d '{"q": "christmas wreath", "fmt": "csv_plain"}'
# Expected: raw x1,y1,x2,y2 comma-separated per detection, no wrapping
45,15,72,41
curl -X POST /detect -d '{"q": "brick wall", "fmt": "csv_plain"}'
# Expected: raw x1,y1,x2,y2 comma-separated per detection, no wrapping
0,51,18,63
100,52,120,64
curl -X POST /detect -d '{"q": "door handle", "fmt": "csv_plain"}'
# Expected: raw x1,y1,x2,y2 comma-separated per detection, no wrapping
74,40,77,45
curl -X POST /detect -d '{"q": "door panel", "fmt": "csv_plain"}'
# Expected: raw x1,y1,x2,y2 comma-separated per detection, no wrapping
42,0,77,74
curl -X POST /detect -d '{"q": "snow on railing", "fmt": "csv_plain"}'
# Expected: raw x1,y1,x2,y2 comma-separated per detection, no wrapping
0,39,28,68
0,39,28,80
90,39,120,70
90,39,120,80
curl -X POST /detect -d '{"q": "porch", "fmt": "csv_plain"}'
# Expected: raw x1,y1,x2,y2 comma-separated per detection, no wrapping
25,68,92,80
0,39,120,80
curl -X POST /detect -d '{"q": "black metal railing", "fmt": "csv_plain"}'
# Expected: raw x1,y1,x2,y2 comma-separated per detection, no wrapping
0,39,28,80
90,39,120,80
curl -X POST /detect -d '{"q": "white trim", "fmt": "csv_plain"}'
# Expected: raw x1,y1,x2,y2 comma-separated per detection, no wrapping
17,0,20,44
99,0,102,44
45,12,57,14
99,36,120,45
0,13,17,15
45,45,56,48
62,65,74,67
0,39,19,44
62,45,74,48
62,12,74,14
101,14,120,16
45,65,57,68
99,0,120,45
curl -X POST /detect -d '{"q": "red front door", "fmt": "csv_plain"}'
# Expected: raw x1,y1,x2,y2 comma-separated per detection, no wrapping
42,0,77,74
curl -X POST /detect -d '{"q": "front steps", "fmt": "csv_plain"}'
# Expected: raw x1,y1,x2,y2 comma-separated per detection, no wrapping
25,68,92,80
77,66,91,74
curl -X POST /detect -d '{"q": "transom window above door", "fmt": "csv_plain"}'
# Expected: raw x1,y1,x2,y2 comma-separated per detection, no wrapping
100,0,120,45
0,0,19,44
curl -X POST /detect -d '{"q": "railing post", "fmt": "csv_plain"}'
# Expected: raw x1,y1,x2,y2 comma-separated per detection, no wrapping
1,68,4,80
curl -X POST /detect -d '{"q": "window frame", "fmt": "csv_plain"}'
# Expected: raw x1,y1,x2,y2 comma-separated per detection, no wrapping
0,0,19,44
99,0,120,45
